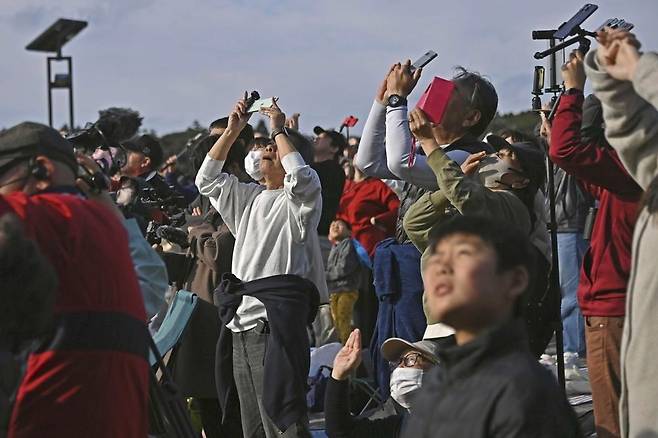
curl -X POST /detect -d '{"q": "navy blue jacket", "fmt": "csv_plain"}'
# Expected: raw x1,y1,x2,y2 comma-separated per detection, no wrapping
214,274,319,432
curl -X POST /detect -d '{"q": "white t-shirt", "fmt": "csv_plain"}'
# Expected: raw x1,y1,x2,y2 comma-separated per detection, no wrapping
196,152,328,332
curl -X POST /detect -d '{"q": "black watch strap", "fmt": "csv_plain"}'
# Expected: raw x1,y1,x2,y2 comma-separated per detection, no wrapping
270,127,288,141
387,94,408,108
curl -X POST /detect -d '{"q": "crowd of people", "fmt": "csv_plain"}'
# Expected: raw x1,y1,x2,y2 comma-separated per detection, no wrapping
0,26,657,438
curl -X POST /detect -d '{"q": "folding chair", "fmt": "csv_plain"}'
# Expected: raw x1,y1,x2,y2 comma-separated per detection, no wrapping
148,290,199,438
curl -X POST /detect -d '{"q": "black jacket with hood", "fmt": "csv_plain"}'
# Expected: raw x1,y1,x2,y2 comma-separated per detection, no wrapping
401,319,582,438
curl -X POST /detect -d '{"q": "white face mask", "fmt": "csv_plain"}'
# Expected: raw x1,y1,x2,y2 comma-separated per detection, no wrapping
389,367,424,410
244,149,263,182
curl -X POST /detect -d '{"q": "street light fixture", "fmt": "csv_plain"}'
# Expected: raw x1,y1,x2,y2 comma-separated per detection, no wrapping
26,18,87,130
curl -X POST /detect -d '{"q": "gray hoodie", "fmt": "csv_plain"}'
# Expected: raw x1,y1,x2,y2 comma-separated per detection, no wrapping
585,49,658,438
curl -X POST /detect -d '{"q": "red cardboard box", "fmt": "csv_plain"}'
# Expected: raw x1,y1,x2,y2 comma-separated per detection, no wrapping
416,76,455,124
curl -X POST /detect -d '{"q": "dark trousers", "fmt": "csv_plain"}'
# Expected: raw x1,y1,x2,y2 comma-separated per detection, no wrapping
585,315,623,438
232,322,310,438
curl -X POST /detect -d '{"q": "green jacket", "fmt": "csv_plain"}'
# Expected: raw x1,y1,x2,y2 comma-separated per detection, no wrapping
403,148,531,323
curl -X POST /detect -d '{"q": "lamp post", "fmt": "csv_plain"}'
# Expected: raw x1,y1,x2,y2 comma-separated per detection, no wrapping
26,18,87,130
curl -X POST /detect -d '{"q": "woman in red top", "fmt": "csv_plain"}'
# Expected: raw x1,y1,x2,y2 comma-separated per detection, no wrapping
336,166,399,256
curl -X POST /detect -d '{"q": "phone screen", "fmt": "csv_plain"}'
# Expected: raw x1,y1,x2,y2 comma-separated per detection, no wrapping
411,51,438,72
554,4,598,39
247,97,275,113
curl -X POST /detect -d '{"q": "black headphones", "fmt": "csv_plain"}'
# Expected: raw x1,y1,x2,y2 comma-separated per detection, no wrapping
29,158,49,181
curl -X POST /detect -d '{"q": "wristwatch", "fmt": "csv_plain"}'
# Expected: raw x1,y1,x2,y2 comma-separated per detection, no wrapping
270,127,288,141
387,94,408,108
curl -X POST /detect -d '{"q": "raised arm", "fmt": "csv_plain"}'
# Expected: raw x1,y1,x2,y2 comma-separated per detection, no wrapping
382,60,440,189
325,329,402,438
584,31,658,189
195,97,263,235
261,100,323,241
354,65,399,179
408,108,532,235
385,106,440,190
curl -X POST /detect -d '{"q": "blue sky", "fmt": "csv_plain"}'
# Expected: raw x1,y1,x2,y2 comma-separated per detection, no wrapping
1,0,657,135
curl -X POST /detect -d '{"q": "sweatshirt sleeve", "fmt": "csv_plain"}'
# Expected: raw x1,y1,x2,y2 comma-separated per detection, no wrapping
585,50,658,189
385,106,440,190
324,377,402,438
282,152,323,242
403,191,450,253
123,217,168,319
634,52,658,110
195,155,262,236
548,91,640,196
354,101,399,180
426,149,531,235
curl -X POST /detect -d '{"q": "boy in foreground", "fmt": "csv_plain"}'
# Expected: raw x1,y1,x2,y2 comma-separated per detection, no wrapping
402,215,582,438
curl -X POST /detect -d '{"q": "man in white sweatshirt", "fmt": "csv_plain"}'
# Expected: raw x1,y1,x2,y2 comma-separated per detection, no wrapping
196,97,326,438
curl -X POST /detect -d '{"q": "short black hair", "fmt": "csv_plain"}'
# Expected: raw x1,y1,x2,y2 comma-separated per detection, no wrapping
428,215,535,317
209,117,228,132
429,215,534,274
208,117,254,147
286,129,314,164
190,134,249,176
497,129,538,146
452,67,498,138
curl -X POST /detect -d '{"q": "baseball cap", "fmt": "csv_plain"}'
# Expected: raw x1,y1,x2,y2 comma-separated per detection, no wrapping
122,134,164,169
0,121,76,169
381,337,441,365
486,134,546,190
313,125,347,154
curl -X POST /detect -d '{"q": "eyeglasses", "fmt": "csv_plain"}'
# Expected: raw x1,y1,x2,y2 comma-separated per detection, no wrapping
253,139,273,150
390,352,428,370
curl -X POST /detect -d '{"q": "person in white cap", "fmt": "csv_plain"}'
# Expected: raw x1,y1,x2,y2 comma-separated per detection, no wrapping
323,328,441,438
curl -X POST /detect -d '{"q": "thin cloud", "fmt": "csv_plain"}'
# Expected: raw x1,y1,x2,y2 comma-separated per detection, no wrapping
1,0,656,133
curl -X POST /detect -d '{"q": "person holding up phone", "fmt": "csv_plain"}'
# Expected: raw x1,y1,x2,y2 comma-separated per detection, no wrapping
353,58,503,395
195,97,327,438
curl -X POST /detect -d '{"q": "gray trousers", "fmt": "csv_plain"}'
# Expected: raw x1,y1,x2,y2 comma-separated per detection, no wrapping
232,322,310,438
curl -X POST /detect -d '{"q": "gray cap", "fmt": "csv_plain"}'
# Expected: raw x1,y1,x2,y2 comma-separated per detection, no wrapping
0,122,76,168
381,338,441,364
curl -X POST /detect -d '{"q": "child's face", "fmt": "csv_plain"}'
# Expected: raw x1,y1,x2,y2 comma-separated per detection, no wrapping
329,220,351,243
422,233,526,332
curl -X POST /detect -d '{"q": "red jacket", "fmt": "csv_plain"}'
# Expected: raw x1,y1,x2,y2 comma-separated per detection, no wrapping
549,92,642,317
336,178,399,256
1,190,148,438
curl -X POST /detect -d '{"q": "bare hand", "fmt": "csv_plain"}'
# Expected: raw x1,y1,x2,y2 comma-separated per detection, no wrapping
461,151,487,175
387,60,422,99
192,206,202,216
376,64,397,104
285,113,300,131
605,38,641,81
75,154,122,220
596,28,642,81
561,50,586,90
260,98,286,131
331,329,362,380
162,155,177,175
227,93,253,134
408,107,434,141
